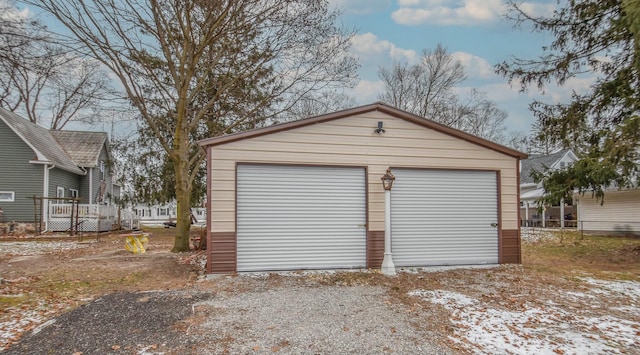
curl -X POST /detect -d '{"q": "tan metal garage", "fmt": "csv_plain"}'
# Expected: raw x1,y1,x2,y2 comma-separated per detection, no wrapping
198,102,526,273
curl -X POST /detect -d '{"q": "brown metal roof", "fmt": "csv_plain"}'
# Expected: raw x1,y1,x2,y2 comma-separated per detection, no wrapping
198,102,528,159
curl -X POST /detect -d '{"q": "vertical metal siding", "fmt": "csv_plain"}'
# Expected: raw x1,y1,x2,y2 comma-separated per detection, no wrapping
391,169,499,266
237,165,367,271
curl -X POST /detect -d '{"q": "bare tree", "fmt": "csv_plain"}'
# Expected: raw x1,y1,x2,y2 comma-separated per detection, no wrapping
284,91,356,120
0,1,114,129
28,0,358,251
378,44,466,118
378,44,507,141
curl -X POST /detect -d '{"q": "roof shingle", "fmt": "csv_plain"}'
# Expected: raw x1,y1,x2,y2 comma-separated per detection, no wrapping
0,107,85,174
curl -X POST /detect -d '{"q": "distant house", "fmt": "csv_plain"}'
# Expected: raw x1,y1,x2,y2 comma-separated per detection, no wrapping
576,187,640,236
133,202,206,226
0,107,129,232
520,149,578,227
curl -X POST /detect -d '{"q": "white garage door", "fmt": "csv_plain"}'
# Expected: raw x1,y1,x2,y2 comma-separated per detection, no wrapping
391,169,498,266
237,165,367,272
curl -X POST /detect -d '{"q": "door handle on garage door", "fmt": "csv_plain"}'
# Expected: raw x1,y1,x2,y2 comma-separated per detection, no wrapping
490,223,498,228
358,224,367,228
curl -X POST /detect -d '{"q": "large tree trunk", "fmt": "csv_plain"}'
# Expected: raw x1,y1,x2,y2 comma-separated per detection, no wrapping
171,142,191,252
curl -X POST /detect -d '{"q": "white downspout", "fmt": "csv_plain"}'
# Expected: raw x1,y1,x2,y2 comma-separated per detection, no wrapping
43,164,55,232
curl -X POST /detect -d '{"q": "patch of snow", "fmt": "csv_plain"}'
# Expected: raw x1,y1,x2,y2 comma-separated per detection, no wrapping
580,277,640,301
0,241,88,255
520,227,556,243
409,290,477,307
565,291,595,300
411,282,640,354
400,264,500,274
241,269,365,279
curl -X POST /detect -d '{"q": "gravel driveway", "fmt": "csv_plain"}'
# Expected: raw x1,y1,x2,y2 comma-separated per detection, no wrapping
3,274,453,355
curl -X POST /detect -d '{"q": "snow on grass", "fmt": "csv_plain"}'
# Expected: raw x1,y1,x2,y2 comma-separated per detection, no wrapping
410,279,640,354
580,277,640,301
520,227,556,243
0,241,88,255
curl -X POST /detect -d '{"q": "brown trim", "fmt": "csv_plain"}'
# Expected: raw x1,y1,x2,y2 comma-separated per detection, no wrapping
198,102,528,159
499,229,521,264
366,230,384,268
496,170,503,264
206,146,212,273
209,232,237,273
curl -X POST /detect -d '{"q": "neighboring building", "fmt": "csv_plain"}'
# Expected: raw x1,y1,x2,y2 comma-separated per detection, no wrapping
519,149,578,227
133,202,206,226
198,102,527,273
576,188,640,236
0,107,123,232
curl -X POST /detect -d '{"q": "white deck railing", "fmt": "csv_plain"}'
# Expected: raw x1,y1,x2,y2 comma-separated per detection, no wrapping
48,203,117,219
47,202,139,232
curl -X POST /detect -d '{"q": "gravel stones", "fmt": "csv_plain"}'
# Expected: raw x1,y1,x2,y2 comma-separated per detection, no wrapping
3,275,451,355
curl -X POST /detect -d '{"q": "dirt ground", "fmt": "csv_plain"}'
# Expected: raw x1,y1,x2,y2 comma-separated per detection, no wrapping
0,227,204,350
1,227,639,353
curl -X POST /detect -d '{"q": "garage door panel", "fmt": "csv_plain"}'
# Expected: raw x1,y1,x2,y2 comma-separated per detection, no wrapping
237,165,366,272
392,169,498,267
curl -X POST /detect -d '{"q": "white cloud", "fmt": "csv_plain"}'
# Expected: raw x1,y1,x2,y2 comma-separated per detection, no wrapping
329,0,391,15
0,0,33,22
350,33,419,66
517,2,558,18
348,80,386,104
451,52,495,79
392,0,505,26
544,76,594,103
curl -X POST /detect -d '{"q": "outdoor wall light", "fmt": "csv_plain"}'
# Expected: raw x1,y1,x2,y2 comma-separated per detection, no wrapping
381,168,395,191
375,121,385,135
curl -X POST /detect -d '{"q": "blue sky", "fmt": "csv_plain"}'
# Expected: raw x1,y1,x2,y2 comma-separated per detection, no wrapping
330,0,593,133
20,0,595,136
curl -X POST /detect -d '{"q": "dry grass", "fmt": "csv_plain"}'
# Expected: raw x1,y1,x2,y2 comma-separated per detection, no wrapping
523,230,640,280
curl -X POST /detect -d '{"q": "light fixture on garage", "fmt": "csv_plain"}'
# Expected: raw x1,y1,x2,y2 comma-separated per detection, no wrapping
381,168,395,190
375,121,385,135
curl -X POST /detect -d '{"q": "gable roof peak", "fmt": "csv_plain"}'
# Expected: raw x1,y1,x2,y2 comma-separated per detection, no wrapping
198,102,527,159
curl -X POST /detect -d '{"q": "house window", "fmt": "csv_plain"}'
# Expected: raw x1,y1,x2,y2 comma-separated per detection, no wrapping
69,189,79,198
560,162,566,169
56,186,65,203
0,191,15,202
158,208,169,216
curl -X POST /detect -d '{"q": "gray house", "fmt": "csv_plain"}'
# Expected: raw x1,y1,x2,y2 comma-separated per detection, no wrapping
520,149,578,227
0,107,121,232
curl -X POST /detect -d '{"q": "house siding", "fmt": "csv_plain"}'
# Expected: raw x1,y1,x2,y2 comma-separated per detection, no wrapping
578,189,640,235
79,168,92,204
49,168,82,200
0,119,44,222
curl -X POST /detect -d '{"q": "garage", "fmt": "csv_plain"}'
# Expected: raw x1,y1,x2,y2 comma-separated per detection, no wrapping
198,102,526,273
236,164,367,271
391,169,498,266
